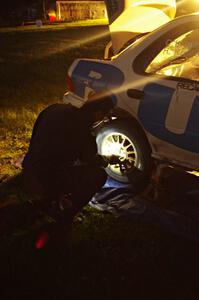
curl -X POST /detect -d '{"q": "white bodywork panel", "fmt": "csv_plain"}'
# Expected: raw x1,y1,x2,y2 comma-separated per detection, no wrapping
104,0,176,54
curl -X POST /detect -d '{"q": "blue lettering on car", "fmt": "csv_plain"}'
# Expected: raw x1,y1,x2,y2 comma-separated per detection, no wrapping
138,83,199,153
71,61,125,98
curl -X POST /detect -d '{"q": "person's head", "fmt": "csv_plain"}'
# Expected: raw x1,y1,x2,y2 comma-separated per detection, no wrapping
80,95,114,125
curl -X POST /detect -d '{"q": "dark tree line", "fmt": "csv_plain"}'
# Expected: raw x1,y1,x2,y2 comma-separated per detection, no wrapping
1,0,53,15
2,0,37,12
0,0,55,24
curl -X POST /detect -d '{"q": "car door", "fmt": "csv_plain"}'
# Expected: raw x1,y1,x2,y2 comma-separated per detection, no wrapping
133,20,199,168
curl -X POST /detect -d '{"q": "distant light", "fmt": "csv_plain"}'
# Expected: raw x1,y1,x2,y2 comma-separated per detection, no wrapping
48,10,56,22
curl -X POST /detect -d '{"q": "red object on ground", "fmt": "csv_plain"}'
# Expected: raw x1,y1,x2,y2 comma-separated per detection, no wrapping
35,231,50,250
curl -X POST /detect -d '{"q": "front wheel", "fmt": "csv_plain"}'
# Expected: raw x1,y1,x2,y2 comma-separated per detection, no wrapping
96,119,153,183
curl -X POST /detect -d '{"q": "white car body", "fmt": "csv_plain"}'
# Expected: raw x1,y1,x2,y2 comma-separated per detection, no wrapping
64,14,199,172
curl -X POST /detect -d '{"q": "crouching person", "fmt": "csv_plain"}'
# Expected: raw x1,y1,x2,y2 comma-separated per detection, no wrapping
22,99,114,247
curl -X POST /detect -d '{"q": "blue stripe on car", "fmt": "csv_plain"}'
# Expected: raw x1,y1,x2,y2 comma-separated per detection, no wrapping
138,83,199,153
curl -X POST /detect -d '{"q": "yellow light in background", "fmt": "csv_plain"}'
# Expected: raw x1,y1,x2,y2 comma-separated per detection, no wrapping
48,10,56,22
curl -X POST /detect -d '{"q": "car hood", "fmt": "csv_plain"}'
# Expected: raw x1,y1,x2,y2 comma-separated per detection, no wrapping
104,0,176,54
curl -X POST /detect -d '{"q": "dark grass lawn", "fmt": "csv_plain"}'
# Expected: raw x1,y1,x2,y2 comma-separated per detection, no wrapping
0,24,199,299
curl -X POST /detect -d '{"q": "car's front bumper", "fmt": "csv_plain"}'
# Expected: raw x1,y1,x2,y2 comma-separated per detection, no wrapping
63,91,87,108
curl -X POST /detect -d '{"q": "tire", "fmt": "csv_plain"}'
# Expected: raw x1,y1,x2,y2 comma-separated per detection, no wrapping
96,119,153,184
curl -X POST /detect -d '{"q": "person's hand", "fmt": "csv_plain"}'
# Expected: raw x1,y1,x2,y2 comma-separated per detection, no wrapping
92,154,127,168
119,160,128,173
106,155,121,165
119,160,135,174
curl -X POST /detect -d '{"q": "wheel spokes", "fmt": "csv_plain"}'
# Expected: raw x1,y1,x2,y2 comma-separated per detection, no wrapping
102,132,138,175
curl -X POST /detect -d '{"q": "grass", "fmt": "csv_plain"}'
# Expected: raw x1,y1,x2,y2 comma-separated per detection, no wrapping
0,23,108,181
0,23,199,299
0,18,108,33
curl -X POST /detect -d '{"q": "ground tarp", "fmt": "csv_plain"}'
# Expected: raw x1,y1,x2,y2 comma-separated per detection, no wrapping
90,174,199,244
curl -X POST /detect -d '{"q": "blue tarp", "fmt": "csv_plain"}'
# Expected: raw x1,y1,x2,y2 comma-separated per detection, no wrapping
90,176,199,243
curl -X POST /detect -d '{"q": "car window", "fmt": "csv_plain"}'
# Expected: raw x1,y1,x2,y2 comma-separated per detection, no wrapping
146,28,199,82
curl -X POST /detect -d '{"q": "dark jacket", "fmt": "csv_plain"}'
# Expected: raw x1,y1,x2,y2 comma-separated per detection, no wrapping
23,103,97,171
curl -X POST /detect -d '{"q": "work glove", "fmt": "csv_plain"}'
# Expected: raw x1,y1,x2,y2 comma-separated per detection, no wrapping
90,154,121,168
104,155,122,165
106,156,133,174
119,160,132,173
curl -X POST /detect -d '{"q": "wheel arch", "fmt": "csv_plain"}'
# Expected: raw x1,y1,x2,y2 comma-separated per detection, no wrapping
109,107,152,153
95,112,154,183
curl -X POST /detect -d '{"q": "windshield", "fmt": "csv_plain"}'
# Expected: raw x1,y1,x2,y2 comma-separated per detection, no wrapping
146,29,199,74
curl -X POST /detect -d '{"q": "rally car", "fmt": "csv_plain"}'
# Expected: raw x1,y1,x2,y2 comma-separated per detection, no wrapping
63,13,199,183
